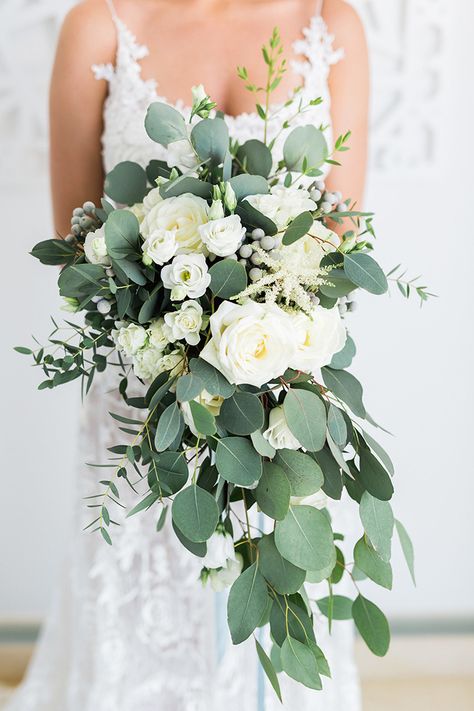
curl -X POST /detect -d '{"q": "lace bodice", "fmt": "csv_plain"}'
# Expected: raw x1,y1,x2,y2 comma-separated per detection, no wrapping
92,3,344,173
5,4,361,710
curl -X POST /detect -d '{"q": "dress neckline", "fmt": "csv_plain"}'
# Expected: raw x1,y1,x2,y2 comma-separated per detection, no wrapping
97,1,340,122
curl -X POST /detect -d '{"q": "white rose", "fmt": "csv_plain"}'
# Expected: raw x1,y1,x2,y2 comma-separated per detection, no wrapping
290,305,347,376
84,226,111,266
132,345,185,382
263,406,301,450
148,317,169,351
141,193,209,253
279,227,338,274
142,187,163,213
290,490,328,509
202,530,236,569
200,300,295,387
164,300,203,346
198,214,246,257
181,389,224,435
142,228,178,266
167,139,200,174
114,323,148,356
209,555,244,592
245,186,317,230
161,253,211,300
132,344,164,381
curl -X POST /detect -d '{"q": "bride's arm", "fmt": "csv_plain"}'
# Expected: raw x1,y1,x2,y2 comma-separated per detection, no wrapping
49,0,116,237
323,0,369,218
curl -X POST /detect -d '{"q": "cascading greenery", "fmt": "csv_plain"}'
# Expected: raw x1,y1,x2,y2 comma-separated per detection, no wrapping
17,28,426,699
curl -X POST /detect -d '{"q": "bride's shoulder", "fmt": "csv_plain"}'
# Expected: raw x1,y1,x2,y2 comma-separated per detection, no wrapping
58,0,117,67
323,0,366,52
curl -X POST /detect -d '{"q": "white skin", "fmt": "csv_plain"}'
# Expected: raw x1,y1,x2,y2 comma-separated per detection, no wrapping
50,0,369,236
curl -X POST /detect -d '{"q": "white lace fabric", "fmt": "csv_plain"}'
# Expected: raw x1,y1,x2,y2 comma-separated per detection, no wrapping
6,5,361,710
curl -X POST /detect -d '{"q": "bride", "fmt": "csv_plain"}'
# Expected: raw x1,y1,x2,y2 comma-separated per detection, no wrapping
6,0,368,709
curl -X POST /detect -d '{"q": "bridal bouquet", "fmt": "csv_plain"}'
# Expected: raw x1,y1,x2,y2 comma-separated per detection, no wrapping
18,30,428,698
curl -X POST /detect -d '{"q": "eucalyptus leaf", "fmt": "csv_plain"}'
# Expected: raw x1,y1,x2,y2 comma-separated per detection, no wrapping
274,449,323,497
344,253,388,295
227,563,269,644
275,506,335,571
209,259,248,299
314,447,343,500
189,400,216,436
104,161,147,205
250,429,276,458
58,264,105,299
145,101,187,146
159,176,213,200
280,637,321,690
357,447,394,501
190,358,235,398
176,373,204,402
316,595,353,620
283,389,326,452
352,594,390,656
270,595,315,646
321,367,366,418
31,239,76,266
255,462,291,521
395,519,416,585
258,533,306,594
236,201,278,236
191,117,229,165
171,484,219,543
228,174,269,201
359,492,394,563
282,211,314,246
330,335,356,370
283,124,328,172
215,437,262,488
354,537,393,590
148,451,188,495
104,209,140,260
218,391,264,435
255,639,282,702
154,401,183,452
237,140,273,178
172,521,207,557
327,404,348,447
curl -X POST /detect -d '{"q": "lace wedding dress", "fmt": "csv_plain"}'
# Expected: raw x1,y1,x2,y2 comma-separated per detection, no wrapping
5,2,361,709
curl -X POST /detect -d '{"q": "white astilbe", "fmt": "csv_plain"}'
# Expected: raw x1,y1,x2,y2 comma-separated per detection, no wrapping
234,245,333,315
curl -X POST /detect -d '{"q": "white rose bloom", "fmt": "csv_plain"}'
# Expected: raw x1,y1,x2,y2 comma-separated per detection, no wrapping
200,300,295,387
142,228,178,266
263,406,301,450
209,555,244,592
245,185,317,230
133,345,185,382
279,227,338,274
142,187,163,213
198,214,246,257
167,138,200,174
164,300,203,346
141,193,209,253
114,323,148,356
290,490,328,510
84,226,111,266
202,530,236,569
148,317,169,351
181,389,224,436
132,344,164,382
161,253,211,300
290,305,347,376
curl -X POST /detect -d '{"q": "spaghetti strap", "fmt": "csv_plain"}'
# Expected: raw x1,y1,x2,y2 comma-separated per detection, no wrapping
316,0,324,15
104,0,120,25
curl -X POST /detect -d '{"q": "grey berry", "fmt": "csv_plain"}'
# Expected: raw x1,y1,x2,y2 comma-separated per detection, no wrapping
251,228,265,240
239,258,248,267
249,268,263,281
250,253,262,266
80,216,93,228
83,201,96,213
97,299,112,314
105,268,115,277
71,216,81,225
337,203,347,212
71,224,82,236
73,207,84,217
260,236,275,251
321,202,332,214
227,253,238,260
310,188,322,202
323,192,337,205
64,234,76,244
333,191,343,203
239,244,253,259
315,180,325,191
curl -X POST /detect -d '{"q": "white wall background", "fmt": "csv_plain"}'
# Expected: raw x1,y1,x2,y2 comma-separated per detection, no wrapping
0,0,473,624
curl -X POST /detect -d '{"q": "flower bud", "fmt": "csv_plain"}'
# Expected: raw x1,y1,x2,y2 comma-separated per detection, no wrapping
208,199,225,221
223,182,237,212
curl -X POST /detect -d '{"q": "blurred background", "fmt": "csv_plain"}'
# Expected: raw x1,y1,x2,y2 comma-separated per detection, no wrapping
0,0,473,708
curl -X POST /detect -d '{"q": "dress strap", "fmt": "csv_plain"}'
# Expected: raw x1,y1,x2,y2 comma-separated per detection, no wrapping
104,0,120,25
315,0,324,16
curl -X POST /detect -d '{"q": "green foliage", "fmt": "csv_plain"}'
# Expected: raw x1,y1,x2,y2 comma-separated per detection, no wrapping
237,140,273,177
171,484,219,543
228,174,269,201
258,533,306,594
145,101,188,146
159,176,213,200
154,402,184,452
395,519,416,585
189,358,235,398
352,594,391,656
359,492,394,563
321,367,366,418
176,373,204,402
58,264,105,299
148,451,188,495
354,537,393,590
215,437,262,487
209,259,248,299
357,447,394,501
343,253,388,295
255,462,291,520
275,506,335,571
317,595,353,620
282,211,314,246
104,161,148,205
104,209,140,260
255,639,282,702
236,201,278,235
218,391,264,435
274,449,324,496
283,389,326,452
280,637,321,690
31,239,77,266
283,125,328,172
329,334,356,370
189,400,217,436
227,563,268,644
191,117,229,166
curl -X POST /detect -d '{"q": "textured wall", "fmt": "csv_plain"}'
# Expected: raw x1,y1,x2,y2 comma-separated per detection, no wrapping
0,0,472,622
